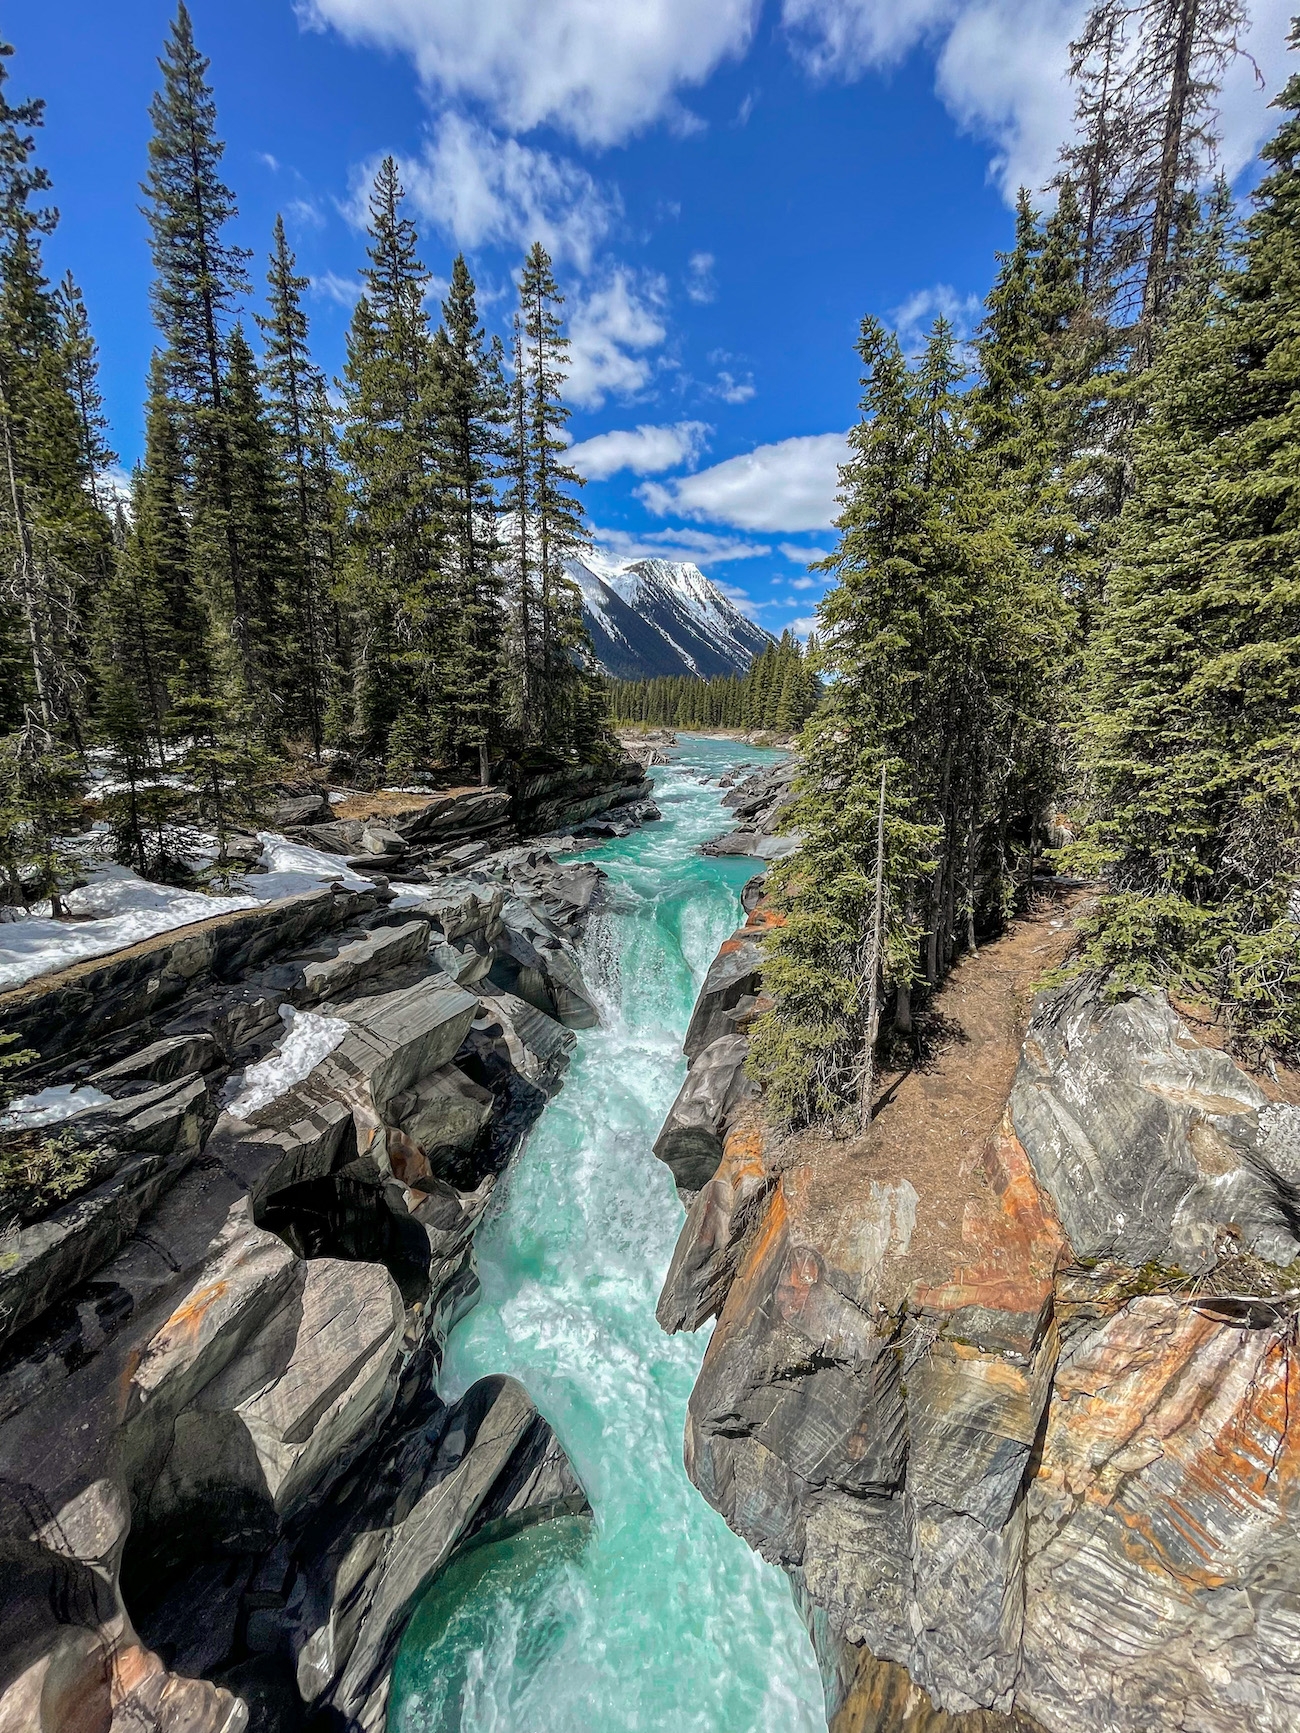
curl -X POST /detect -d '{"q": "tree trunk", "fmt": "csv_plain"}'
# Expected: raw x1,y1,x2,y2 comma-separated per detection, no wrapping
857,763,888,1137
478,740,490,788
1140,0,1199,343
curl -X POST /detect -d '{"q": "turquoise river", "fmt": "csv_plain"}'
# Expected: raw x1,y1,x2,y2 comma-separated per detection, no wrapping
388,736,826,1733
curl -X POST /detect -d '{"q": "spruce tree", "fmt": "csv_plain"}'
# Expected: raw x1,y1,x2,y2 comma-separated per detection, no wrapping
1074,48,1300,1057
433,255,507,785
517,243,601,756
258,215,333,755
750,317,1065,1126
338,157,443,769
143,2,258,684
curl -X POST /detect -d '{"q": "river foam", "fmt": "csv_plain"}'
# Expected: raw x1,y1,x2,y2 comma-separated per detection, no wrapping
389,737,825,1733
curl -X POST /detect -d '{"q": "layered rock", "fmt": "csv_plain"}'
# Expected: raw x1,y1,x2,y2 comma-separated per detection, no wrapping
0,841,616,1732
657,907,1300,1733
702,758,801,861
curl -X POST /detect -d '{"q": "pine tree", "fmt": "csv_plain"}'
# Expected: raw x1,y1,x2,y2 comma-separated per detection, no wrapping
223,323,289,720
338,157,444,769
0,36,108,747
1073,46,1300,1057
1061,0,1251,349
433,255,507,784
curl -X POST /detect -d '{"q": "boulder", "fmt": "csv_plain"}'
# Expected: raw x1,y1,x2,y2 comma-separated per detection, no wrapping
273,794,332,829
389,1065,494,1170
653,1033,759,1193
358,824,406,859
395,788,512,845
91,1032,222,1088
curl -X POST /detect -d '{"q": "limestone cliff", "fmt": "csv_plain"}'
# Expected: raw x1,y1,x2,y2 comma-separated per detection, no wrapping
656,896,1300,1733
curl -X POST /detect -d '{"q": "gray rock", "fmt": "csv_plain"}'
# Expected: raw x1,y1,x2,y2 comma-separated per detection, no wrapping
0,1076,213,1347
296,920,429,1005
290,1375,589,1732
358,824,406,858
653,1034,759,1193
682,928,764,1060
390,1065,494,1168
0,886,377,1062
273,794,332,829
1012,980,1298,1269
91,1032,222,1088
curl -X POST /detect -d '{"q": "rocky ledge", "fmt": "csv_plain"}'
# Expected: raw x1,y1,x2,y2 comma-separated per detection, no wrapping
701,758,801,861
655,897,1300,1733
0,814,642,1733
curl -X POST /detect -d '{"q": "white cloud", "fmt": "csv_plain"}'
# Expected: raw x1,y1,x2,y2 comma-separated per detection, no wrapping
312,270,362,306
712,368,756,402
789,574,821,589
639,430,850,532
780,0,1294,203
299,0,762,148
592,524,774,564
285,196,326,229
789,614,820,639
258,151,282,171
779,541,830,562
890,282,982,354
566,270,669,407
387,113,617,271
686,251,717,303
569,420,711,479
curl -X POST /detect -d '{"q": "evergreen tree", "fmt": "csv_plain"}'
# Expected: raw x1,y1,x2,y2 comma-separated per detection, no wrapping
750,318,1065,1126
338,157,443,768
0,36,109,745
1074,47,1300,1057
143,2,258,682
516,243,601,755
258,215,333,755
433,255,507,784
223,323,289,719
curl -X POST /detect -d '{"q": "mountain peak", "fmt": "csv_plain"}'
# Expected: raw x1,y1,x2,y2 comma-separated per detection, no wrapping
568,553,772,681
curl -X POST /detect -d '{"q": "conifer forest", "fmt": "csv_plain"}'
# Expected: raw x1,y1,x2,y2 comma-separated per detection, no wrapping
1,0,1298,1122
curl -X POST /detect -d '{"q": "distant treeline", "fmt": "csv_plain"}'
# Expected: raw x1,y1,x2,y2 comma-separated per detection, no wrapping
609,632,820,732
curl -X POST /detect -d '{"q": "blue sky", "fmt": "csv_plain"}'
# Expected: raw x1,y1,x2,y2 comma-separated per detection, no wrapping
11,0,1294,638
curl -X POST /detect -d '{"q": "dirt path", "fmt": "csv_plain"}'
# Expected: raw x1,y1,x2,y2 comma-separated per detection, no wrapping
785,889,1087,1308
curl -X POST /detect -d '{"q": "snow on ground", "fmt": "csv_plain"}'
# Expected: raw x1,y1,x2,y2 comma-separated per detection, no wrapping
240,833,374,901
0,864,259,992
0,832,385,992
2,1082,113,1129
224,1004,349,1118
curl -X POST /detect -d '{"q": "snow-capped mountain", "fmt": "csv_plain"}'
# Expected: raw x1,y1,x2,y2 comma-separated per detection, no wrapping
568,553,773,680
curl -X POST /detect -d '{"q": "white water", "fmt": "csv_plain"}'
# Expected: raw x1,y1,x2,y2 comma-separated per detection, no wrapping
389,738,825,1733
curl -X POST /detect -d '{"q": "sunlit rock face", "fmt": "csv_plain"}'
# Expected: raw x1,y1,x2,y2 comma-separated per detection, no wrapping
661,941,1300,1733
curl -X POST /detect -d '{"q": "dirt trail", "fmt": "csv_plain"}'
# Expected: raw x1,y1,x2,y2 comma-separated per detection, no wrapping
786,889,1087,1307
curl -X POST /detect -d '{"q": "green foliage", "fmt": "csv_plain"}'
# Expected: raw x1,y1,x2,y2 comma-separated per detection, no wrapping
1072,54,1300,1057
0,1125,111,1232
0,722,85,913
751,317,1067,1127
608,632,821,732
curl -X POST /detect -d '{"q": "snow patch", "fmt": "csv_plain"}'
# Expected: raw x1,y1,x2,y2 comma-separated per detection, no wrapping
3,1083,113,1129
0,864,258,991
237,833,374,901
224,1004,348,1119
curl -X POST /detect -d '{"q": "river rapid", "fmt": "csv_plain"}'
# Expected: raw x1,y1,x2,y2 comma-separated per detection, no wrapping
388,736,825,1733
